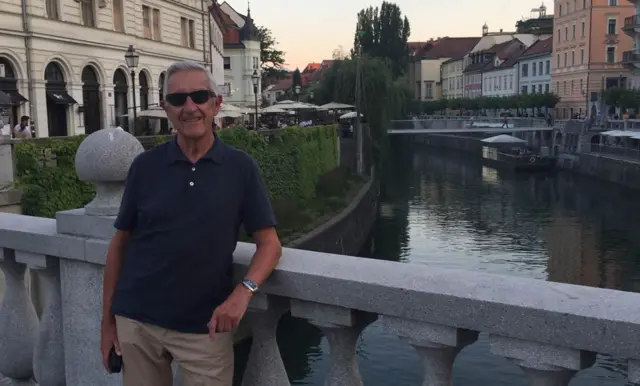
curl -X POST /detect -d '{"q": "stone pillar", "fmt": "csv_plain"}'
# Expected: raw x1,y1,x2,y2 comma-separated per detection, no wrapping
490,335,596,386
290,301,376,386
56,127,144,385
0,248,38,384
241,293,290,386
383,317,478,386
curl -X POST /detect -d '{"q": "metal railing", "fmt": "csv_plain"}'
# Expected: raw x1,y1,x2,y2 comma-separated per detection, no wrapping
589,144,640,161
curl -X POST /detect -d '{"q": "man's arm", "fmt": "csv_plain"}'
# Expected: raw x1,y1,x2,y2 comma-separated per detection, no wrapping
101,230,130,324
238,227,282,290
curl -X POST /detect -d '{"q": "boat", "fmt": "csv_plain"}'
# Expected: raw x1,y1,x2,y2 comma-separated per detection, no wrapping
480,134,555,172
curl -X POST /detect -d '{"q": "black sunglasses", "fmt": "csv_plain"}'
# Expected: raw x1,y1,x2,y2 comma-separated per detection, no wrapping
165,90,216,106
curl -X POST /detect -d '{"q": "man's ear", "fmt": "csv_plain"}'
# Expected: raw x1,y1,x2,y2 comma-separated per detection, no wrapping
216,95,223,106
160,100,166,109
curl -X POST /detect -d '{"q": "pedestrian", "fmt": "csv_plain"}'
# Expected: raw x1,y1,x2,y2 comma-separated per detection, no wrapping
100,60,282,386
13,115,32,139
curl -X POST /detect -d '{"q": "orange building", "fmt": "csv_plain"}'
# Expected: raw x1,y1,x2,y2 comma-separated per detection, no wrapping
552,0,634,118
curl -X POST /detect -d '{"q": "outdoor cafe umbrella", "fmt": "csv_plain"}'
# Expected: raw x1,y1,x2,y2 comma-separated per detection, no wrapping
339,111,362,120
138,106,167,119
260,106,287,114
220,103,242,112
320,102,354,110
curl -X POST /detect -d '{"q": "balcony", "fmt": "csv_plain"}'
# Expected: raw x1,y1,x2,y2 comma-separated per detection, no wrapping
622,15,640,36
622,50,640,70
3,129,640,386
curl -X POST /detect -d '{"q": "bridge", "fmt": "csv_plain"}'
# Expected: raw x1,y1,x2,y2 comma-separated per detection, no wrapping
388,117,553,134
2,129,640,386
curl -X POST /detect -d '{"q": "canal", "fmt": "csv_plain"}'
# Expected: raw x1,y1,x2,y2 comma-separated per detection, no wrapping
235,141,640,385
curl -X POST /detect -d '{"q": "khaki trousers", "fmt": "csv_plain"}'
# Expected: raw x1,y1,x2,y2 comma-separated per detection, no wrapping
115,316,234,386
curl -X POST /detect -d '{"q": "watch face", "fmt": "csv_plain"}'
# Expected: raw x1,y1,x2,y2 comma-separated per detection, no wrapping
244,280,258,291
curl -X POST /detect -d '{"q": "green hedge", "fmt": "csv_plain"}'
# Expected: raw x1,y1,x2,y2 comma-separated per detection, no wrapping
14,125,338,218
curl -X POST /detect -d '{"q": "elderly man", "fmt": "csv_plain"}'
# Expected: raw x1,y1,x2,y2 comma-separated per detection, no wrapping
100,60,282,386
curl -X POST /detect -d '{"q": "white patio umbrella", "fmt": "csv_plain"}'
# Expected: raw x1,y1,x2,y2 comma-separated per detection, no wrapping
320,102,354,109
275,100,297,105
260,107,287,114
481,134,527,144
220,103,242,112
276,102,317,110
339,111,362,119
218,111,243,119
138,106,167,119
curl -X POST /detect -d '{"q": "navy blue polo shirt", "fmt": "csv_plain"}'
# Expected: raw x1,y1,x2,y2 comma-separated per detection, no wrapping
111,134,277,334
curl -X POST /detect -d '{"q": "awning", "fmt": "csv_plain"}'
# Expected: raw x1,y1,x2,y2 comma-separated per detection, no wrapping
0,89,28,105
0,90,11,106
46,90,77,105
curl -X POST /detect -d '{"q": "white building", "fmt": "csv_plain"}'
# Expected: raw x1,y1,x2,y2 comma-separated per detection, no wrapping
441,58,465,99
0,0,220,137
481,48,522,98
219,2,261,108
210,1,228,95
517,37,552,95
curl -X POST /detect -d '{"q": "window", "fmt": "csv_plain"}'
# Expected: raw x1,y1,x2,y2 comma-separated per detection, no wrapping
81,0,95,27
559,4,562,15
223,57,231,70
606,46,616,63
565,27,568,41
580,79,583,92
572,50,575,65
538,84,543,93
545,60,550,74
521,85,528,94
557,29,561,42
503,76,507,90
572,24,576,39
607,19,617,35
113,0,124,32
581,22,585,37
563,80,567,94
564,52,567,66
583,0,586,7
152,9,161,41
532,62,537,76
522,63,528,76
556,81,560,92
181,17,195,48
571,80,574,94
142,6,152,38
557,54,560,68
46,0,59,20
509,74,513,89
425,82,433,99
580,48,584,64
609,0,617,5
252,57,259,69
545,83,550,93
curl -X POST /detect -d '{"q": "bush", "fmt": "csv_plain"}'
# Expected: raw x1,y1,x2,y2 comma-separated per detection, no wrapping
14,126,339,218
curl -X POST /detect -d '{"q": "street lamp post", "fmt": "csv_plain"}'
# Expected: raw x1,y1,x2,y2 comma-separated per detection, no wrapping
294,85,301,102
251,70,260,129
124,45,139,132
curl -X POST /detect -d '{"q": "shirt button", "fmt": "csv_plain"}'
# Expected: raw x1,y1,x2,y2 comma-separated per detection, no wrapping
189,181,194,186
192,167,196,171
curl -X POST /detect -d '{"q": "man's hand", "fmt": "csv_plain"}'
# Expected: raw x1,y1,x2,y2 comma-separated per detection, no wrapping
208,286,252,338
100,318,121,372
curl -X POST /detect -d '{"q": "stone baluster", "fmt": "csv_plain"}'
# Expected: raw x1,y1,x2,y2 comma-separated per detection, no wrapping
241,293,290,386
382,316,478,386
14,252,65,386
0,248,38,384
489,335,595,386
290,300,376,386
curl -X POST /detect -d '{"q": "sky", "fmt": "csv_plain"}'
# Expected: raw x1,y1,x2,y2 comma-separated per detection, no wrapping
224,0,549,70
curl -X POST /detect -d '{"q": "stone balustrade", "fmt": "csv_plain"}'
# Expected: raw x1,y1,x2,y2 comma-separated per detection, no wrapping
390,117,547,131
1,128,640,386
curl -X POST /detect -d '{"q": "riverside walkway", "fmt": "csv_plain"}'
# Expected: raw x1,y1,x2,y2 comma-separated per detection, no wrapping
1,128,640,386
388,117,551,134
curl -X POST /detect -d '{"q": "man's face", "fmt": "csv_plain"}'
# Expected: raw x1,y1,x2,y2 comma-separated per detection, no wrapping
161,69,222,139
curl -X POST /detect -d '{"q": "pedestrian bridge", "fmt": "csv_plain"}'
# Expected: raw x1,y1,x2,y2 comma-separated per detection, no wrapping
2,128,640,386
388,118,553,134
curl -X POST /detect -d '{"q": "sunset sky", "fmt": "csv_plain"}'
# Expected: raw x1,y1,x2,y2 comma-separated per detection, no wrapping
224,0,550,70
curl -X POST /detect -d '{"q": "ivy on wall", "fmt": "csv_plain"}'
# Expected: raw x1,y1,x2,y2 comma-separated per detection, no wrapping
14,126,338,218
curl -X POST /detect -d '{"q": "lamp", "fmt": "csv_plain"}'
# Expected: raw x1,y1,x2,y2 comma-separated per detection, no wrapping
124,45,139,131
252,70,260,128
294,85,301,102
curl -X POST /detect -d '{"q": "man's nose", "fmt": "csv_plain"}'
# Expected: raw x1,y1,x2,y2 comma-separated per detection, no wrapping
183,96,198,110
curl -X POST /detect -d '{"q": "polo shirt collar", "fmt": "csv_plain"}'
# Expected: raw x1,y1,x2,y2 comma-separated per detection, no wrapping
167,133,225,164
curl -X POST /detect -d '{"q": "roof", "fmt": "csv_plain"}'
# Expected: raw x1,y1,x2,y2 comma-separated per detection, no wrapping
416,37,481,60
303,63,321,72
271,77,293,91
408,41,429,56
463,39,522,73
518,37,553,59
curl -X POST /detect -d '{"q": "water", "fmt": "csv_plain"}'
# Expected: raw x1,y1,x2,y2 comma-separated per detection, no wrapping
237,142,640,385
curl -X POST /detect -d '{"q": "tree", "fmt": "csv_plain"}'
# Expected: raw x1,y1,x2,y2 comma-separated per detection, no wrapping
353,2,411,77
332,45,347,60
292,68,301,88
255,25,285,77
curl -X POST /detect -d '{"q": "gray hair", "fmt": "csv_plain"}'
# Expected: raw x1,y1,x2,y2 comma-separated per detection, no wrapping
163,60,218,98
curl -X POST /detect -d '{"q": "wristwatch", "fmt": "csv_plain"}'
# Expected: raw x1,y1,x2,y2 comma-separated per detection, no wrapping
241,279,259,293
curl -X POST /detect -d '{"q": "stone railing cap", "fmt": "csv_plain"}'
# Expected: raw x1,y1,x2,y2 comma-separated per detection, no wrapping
75,128,144,182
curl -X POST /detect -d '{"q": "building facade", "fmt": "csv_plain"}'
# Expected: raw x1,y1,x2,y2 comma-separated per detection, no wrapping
409,37,480,101
441,58,466,99
621,0,640,88
0,0,216,137
518,37,553,94
552,0,634,118
210,1,228,96
481,48,523,98
464,39,525,98
219,2,261,108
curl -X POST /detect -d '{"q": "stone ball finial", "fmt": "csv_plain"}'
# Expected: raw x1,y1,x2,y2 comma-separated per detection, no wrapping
75,128,144,216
